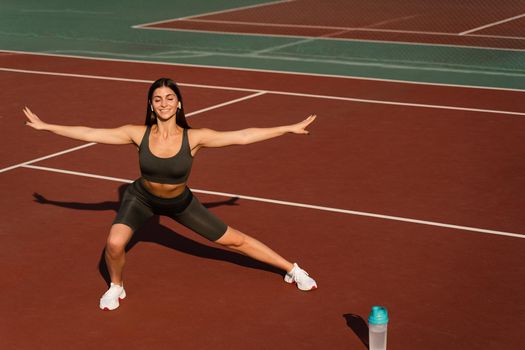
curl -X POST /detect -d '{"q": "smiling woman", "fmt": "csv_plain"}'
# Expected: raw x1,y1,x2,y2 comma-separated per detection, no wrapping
23,77,318,311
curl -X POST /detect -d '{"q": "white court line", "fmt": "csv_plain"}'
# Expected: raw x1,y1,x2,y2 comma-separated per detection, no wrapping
133,0,293,28
0,143,96,173
3,50,525,93
22,164,133,183
272,90,525,116
187,91,266,115
251,29,351,55
0,90,266,174
2,67,525,116
358,27,525,40
473,33,525,41
251,37,319,55
20,164,525,239
460,13,525,35
181,18,352,31
0,67,256,93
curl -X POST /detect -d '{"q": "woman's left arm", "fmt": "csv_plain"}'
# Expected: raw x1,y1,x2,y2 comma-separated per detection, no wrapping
194,114,316,149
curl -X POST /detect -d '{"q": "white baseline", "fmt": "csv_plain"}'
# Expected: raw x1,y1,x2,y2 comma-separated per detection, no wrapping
20,164,525,240
1,67,524,116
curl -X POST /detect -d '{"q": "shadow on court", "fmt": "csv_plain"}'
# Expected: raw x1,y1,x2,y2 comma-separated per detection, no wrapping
32,183,283,286
343,313,369,349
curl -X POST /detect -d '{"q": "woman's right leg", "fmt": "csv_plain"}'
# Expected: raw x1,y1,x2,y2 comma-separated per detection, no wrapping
101,181,155,310
100,224,134,311
107,180,154,286
104,223,134,285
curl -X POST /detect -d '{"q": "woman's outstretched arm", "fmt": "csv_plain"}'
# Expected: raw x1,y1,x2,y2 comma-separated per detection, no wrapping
23,107,143,145
192,114,316,150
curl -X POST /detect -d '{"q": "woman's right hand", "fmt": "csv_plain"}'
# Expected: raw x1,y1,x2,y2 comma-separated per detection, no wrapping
23,107,48,130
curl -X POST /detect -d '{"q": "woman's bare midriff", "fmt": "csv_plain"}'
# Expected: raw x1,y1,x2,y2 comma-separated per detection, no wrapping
141,178,186,198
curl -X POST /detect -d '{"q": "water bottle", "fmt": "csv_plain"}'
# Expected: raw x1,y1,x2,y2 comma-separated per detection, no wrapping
368,306,389,350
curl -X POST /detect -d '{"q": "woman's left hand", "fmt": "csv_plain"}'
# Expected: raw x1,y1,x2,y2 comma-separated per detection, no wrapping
289,114,317,135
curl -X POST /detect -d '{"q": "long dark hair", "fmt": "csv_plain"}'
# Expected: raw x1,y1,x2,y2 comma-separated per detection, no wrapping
144,78,190,128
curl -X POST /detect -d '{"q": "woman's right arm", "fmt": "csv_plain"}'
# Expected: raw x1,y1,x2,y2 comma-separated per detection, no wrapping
23,107,143,145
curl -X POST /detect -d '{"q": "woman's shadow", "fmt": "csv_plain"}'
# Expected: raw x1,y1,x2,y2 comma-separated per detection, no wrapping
33,184,283,286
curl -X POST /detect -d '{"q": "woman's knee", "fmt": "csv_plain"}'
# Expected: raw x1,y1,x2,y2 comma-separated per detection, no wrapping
215,227,246,248
106,224,133,256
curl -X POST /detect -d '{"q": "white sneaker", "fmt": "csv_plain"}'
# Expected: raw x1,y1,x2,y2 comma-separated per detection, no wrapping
284,263,317,291
99,283,126,311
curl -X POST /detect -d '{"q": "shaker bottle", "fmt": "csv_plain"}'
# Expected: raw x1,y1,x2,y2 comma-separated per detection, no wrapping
368,306,389,350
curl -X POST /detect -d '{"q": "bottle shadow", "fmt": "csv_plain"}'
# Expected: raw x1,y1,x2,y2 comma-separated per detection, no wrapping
343,313,369,349
33,184,283,286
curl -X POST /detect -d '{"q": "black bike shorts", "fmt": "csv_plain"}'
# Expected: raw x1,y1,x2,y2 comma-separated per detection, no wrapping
113,179,228,241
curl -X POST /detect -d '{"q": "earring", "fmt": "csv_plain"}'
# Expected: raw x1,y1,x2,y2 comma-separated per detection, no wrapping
150,104,154,111
177,102,182,109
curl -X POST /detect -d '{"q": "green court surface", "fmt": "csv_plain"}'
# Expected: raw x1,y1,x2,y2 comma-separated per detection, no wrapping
1,0,524,90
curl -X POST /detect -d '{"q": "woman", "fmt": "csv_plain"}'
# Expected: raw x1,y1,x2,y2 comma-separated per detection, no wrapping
23,77,317,311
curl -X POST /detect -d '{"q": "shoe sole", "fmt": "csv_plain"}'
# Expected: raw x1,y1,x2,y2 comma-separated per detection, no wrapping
298,284,318,291
101,297,124,311
287,281,318,291
100,293,126,311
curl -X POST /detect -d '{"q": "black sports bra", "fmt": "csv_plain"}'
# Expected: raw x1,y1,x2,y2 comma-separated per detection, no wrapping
139,126,193,184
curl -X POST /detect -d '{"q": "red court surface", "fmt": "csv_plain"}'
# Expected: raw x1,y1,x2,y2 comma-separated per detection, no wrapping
139,0,525,49
1,52,524,349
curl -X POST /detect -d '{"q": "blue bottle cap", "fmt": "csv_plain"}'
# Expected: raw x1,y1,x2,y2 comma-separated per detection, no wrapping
368,306,389,325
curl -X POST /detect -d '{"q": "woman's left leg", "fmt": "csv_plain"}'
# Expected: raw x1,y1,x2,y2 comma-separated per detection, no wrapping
214,227,317,290
214,226,293,272
173,193,317,290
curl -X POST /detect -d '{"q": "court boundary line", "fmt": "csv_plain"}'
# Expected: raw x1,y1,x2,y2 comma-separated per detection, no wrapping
133,0,294,28
2,50,525,93
2,67,524,116
19,164,525,240
0,143,97,174
460,12,525,35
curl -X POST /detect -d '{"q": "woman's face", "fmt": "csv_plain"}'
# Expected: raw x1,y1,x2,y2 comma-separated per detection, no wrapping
151,86,179,121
